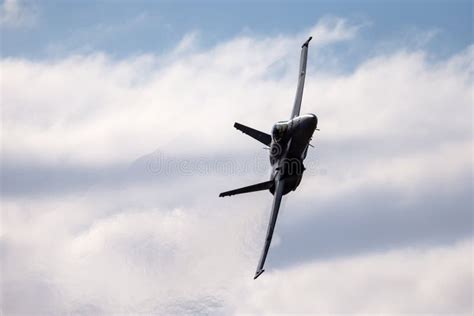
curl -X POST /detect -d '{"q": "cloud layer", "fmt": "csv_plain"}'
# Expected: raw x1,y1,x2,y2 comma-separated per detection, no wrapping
1,17,472,314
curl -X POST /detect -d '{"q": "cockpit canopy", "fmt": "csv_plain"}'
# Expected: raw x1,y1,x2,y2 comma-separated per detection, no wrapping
272,121,289,141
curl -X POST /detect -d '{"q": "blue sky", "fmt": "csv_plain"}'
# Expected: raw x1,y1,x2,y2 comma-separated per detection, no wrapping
1,1,473,314
2,0,472,60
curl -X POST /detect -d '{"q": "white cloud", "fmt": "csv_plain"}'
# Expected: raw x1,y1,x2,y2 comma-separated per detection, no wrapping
2,20,471,168
308,16,366,45
1,17,472,314
1,17,365,166
2,192,472,314
238,240,473,315
2,194,471,314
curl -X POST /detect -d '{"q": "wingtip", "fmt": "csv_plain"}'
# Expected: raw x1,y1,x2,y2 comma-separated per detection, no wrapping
254,269,265,280
302,36,312,48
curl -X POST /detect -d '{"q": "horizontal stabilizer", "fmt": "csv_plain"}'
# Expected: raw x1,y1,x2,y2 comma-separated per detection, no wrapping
219,180,274,197
234,122,272,147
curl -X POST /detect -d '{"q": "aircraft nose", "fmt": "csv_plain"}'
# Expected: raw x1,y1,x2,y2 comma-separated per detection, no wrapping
304,113,318,130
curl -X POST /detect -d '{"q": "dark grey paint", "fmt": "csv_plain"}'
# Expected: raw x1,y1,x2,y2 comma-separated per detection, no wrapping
219,37,318,279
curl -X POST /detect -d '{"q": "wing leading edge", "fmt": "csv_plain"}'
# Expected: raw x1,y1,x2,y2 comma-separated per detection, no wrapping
254,178,285,279
290,36,312,119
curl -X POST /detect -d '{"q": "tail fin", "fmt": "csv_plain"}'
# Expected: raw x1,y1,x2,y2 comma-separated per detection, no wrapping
219,180,274,197
234,122,272,147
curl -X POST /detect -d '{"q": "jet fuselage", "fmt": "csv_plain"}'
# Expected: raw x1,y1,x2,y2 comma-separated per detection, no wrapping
218,36,316,279
269,113,318,195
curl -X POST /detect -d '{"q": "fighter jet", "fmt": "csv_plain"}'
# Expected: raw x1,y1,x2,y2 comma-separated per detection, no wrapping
219,37,318,279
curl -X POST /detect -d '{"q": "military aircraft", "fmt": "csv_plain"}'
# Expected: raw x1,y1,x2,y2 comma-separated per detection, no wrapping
219,37,318,279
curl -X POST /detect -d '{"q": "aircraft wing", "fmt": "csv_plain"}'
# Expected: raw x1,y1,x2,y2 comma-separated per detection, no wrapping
290,36,312,119
254,178,285,279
